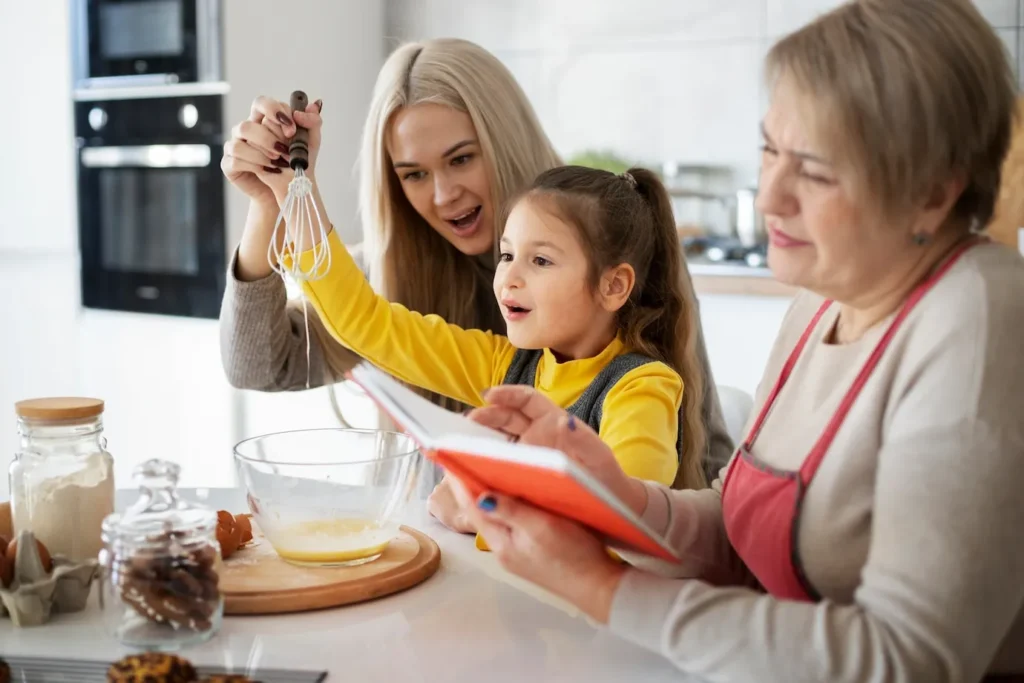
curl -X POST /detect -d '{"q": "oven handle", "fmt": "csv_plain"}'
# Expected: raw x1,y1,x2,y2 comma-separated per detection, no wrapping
80,144,213,168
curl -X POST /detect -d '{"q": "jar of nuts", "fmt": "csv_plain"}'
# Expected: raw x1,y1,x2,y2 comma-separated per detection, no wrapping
98,459,222,650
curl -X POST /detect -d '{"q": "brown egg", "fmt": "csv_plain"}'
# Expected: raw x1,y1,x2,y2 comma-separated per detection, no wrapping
234,514,253,544
0,554,13,588
5,537,53,573
0,534,9,557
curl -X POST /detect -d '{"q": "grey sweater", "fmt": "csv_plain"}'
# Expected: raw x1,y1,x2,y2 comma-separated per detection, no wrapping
218,244,736,478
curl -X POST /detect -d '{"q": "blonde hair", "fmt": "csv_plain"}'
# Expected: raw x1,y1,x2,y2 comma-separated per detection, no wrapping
315,38,562,409
989,97,1024,243
765,0,1017,230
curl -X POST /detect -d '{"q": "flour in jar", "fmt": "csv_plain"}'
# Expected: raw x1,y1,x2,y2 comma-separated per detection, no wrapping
11,450,115,562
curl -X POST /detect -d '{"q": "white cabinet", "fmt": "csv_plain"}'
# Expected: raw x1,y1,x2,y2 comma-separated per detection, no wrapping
0,253,81,500
0,2,78,252
74,311,237,491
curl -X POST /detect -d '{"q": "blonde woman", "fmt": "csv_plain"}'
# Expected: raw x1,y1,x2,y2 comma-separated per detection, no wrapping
218,38,734,530
451,2,1024,681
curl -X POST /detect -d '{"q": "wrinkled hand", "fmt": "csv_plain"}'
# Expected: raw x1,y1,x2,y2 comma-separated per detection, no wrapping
467,385,648,515
449,478,626,624
426,475,477,534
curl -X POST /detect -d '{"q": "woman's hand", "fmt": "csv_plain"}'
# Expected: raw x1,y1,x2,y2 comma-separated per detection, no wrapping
426,475,478,534
222,95,324,206
467,386,648,515
225,95,324,281
451,480,627,624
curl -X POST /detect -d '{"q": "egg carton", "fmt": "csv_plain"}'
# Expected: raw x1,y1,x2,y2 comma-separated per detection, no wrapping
0,529,100,627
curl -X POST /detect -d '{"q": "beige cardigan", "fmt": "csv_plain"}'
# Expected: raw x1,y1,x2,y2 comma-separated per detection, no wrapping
609,242,1024,683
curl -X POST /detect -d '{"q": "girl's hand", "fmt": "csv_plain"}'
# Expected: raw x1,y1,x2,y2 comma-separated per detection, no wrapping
426,475,478,533
451,480,627,624
467,386,648,515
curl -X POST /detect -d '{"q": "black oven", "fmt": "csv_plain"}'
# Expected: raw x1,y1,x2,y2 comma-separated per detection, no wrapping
71,0,222,88
74,94,227,318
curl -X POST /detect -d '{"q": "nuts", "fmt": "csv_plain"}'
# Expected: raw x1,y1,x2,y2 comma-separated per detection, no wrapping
5,536,53,574
115,535,221,633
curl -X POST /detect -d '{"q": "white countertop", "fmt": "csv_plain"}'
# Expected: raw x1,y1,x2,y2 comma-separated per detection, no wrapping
1,488,700,682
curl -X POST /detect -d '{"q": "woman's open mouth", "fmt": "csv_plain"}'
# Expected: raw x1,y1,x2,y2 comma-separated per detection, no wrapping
447,206,483,238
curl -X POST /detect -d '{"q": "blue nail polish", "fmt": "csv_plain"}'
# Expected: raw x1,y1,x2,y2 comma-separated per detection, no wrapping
478,495,497,512
567,415,577,432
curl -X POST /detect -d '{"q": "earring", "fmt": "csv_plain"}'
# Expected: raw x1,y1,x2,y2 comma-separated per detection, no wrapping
912,233,930,246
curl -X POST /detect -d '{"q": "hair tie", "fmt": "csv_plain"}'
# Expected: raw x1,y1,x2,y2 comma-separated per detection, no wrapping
620,171,637,190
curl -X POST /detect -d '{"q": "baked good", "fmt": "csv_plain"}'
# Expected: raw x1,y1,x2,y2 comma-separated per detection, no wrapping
106,652,197,682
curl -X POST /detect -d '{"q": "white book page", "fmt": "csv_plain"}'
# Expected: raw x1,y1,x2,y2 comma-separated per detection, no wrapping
349,363,509,446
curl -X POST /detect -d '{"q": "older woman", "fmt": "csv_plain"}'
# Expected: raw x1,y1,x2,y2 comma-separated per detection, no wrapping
452,1,1024,681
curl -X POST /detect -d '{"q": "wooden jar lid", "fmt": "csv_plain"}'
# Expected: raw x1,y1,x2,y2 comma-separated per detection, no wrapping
15,397,105,421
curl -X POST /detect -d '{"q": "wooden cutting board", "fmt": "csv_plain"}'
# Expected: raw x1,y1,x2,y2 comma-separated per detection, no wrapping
220,520,441,615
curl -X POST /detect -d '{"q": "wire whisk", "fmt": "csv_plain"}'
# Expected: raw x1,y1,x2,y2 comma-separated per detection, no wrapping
267,90,333,388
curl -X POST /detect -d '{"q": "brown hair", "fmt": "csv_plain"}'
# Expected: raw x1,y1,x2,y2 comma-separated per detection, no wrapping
515,166,707,490
765,0,1018,231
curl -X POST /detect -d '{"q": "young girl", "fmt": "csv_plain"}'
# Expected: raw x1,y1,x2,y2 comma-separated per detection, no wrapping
288,164,709,495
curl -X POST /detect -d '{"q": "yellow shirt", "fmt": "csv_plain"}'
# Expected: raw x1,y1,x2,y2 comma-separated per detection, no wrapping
295,230,682,486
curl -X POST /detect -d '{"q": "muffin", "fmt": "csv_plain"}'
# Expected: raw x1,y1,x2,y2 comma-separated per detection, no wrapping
106,652,197,682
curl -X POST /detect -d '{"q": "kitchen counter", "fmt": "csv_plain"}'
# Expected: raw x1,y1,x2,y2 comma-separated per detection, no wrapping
686,259,797,298
1,488,705,683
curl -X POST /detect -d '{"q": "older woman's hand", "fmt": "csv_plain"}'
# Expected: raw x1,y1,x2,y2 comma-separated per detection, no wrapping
467,385,648,515
450,479,627,624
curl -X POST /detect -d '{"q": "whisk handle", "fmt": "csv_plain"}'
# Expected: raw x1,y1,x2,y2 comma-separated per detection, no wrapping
289,90,310,171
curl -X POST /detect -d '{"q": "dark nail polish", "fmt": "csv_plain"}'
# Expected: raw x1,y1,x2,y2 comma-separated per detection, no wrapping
274,142,289,154
263,166,283,173
315,99,323,113
478,495,497,512
276,112,293,126
272,157,289,168
567,415,577,432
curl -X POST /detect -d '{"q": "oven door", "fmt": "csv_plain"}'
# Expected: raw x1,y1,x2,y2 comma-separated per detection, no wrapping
77,141,226,318
84,0,201,84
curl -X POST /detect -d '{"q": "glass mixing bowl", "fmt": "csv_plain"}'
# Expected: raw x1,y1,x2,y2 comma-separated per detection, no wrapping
232,428,421,567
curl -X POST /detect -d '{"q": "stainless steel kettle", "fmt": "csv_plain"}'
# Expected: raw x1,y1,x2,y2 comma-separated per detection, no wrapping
732,188,766,247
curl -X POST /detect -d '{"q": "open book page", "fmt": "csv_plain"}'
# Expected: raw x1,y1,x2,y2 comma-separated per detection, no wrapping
348,362,506,446
348,361,680,562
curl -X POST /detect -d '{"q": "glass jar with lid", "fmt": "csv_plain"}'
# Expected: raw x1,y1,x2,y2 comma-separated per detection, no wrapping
98,458,222,650
9,397,115,563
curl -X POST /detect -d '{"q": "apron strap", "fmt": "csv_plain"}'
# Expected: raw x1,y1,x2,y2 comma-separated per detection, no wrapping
798,235,987,483
743,300,833,447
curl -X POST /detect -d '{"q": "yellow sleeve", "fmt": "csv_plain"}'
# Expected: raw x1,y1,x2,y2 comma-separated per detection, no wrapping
291,230,515,407
598,362,683,486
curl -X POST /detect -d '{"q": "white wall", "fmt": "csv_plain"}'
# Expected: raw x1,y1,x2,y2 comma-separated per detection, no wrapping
0,1,385,501
384,0,1022,396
